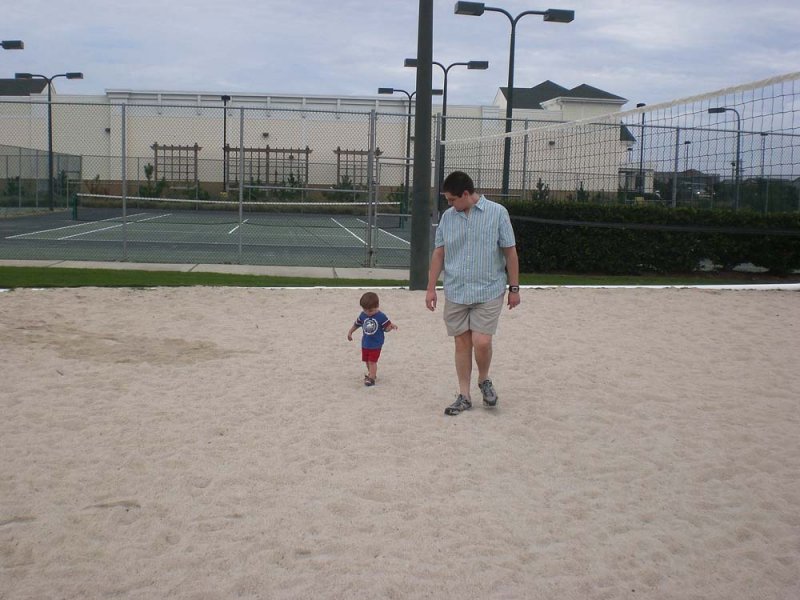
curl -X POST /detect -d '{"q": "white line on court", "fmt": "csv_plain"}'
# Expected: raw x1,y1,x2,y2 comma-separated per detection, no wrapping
6,213,148,239
57,213,171,240
331,218,366,245
137,213,172,223
228,219,248,234
356,218,410,245
58,223,127,240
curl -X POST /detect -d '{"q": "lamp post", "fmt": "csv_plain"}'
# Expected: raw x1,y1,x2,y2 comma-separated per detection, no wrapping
378,86,443,215
16,71,83,211
1,40,24,50
221,95,231,193
636,102,646,195
683,140,691,203
404,58,488,209
683,140,691,171
454,1,573,199
708,106,742,210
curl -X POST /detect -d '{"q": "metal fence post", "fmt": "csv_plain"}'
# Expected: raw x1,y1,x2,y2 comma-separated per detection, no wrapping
431,114,442,253
672,126,680,208
238,107,245,262
521,119,530,200
432,113,442,218
121,103,128,260
366,109,377,267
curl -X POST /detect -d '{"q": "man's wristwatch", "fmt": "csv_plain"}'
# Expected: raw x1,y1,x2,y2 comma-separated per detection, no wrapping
508,285,520,293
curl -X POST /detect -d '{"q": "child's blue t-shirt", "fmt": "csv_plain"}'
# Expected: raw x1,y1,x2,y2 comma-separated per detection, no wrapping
355,311,392,349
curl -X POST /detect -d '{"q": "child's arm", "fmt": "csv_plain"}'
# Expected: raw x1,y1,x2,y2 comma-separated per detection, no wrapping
347,323,359,341
383,318,398,332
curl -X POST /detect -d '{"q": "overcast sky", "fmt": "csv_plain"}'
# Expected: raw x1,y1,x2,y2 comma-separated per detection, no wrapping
4,0,799,108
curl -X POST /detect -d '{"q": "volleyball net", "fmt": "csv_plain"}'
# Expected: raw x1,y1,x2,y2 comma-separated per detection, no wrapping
442,71,800,212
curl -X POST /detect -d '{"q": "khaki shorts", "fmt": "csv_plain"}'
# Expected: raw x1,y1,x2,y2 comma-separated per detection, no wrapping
443,294,504,336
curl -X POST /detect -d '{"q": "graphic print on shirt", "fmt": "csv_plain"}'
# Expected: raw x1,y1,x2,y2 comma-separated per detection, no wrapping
363,317,380,336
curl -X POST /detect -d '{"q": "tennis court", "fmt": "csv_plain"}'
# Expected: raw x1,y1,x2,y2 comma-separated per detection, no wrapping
0,195,415,267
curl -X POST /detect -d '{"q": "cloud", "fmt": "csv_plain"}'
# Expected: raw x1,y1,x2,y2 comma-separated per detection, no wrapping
3,0,797,107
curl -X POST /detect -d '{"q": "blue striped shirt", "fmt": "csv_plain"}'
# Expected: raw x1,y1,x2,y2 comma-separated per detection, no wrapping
435,195,516,304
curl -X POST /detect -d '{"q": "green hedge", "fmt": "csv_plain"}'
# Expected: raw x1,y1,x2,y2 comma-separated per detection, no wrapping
506,202,800,275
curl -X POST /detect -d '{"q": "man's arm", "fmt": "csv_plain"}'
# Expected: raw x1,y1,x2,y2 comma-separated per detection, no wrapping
503,245,520,309
425,246,444,311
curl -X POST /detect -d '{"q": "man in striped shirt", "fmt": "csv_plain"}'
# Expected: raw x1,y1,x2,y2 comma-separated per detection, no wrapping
425,171,521,416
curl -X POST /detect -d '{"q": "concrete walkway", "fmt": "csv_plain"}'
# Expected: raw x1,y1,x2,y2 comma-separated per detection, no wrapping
0,259,409,281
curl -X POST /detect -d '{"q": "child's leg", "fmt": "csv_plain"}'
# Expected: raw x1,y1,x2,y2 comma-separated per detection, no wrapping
367,361,377,380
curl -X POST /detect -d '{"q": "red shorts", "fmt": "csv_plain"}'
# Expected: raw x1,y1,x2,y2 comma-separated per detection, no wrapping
361,347,382,363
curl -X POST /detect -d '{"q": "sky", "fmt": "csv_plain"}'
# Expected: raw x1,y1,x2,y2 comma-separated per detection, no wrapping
3,0,799,109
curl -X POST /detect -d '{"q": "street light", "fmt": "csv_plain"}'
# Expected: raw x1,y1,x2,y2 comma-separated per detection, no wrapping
708,106,742,210
404,57,488,210
454,1,574,199
221,94,231,193
378,86,443,215
683,140,692,205
683,140,691,170
636,102,646,195
1,40,24,50
15,71,83,211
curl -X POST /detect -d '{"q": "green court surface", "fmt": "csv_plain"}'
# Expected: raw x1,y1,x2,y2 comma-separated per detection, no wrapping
0,204,414,268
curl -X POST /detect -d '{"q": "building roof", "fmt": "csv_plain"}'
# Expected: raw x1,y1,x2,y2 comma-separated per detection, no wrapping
500,80,627,109
620,123,636,142
0,79,49,96
498,80,568,109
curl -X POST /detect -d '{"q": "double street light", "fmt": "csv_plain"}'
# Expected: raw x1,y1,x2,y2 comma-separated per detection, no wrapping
378,86,443,215
16,71,84,211
404,58,488,208
2,40,24,50
455,1,574,199
708,106,742,210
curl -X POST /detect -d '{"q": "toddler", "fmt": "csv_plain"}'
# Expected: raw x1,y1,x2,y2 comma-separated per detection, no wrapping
347,291,397,386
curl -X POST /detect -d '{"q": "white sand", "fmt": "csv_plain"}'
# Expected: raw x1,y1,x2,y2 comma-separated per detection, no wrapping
1,286,798,599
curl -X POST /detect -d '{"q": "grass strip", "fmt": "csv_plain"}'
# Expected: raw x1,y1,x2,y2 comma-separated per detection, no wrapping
1,266,797,289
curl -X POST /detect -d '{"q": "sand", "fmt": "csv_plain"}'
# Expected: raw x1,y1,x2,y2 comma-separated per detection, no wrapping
1,286,799,599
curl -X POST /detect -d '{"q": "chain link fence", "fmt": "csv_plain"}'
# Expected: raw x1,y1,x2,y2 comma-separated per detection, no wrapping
0,100,419,267
2,72,799,267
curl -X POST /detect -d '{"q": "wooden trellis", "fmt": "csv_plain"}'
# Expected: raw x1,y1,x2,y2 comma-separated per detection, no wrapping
151,143,201,191
226,145,311,188
334,146,382,187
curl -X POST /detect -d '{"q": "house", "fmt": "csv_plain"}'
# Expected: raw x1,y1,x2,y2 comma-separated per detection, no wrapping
493,80,628,121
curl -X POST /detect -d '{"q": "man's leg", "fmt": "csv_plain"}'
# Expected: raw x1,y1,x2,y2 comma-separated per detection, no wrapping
473,331,493,382
454,330,473,397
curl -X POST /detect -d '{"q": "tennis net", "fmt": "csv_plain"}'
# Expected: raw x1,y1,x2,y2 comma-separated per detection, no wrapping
73,194,410,229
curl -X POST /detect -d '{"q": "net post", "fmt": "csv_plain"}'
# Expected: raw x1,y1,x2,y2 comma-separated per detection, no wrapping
409,0,434,288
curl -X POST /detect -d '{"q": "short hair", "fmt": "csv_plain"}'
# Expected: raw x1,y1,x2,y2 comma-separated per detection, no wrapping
442,171,475,197
359,291,379,310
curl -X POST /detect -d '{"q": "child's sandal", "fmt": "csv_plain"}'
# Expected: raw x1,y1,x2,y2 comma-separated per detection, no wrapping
364,375,376,387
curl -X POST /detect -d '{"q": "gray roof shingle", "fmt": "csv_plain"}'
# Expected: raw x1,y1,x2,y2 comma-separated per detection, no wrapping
500,80,627,109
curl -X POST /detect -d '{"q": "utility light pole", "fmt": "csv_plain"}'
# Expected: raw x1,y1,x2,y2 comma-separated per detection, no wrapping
16,71,84,210
454,2,574,199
